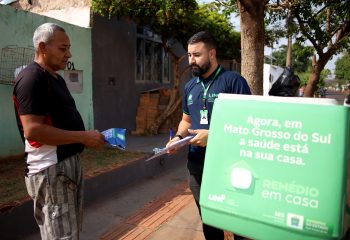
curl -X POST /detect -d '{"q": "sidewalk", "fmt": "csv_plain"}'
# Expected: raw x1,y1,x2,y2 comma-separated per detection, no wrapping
125,133,171,153
97,134,207,240
1,133,218,240
97,180,239,240
96,134,240,240
1,135,248,240
99,182,205,240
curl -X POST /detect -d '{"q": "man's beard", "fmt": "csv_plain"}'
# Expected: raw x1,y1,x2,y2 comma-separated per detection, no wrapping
191,61,211,77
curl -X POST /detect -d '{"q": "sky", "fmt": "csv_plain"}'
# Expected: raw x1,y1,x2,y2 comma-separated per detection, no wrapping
198,0,338,73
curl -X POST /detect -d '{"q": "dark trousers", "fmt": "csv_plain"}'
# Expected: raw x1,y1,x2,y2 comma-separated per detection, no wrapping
187,171,224,240
188,171,245,240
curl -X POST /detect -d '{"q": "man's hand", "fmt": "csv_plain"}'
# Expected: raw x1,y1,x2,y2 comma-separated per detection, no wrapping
83,130,105,148
188,129,208,147
166,136,182,154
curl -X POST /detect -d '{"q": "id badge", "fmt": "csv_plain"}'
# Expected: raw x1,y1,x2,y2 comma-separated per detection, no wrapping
200,109,208,125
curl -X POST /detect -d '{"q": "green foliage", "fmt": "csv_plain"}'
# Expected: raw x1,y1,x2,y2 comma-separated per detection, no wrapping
272,42,314,72
268,1,349,44
213,0,238,17
335,53,350,85
193,3,241,59
290,43,314,73
92,0,241,60
319,68,331,86
265,26,286,47
271,45,286,67
297,70,311,86
297,67,329,88
92,0,198,42
293,1,350,55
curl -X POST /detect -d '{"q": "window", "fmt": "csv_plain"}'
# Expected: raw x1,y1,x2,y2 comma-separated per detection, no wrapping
136,27,170,83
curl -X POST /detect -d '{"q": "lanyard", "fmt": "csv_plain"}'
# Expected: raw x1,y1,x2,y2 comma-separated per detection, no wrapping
199,66,222,109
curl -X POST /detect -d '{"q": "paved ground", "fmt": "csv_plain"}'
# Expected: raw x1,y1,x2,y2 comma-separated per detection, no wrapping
23,165,210,240
325,89,349,104
125,134,171,153
99,182,204,240
19,134,208,240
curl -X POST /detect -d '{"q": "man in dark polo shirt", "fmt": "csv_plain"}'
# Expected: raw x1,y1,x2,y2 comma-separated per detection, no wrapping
13,23,105,239
167,31,251,240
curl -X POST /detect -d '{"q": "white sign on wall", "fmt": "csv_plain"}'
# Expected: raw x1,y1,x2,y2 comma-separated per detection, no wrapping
64,70,83,93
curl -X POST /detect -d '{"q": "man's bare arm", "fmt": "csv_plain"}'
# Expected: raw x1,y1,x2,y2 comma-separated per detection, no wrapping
20,114,105,148
175,113,192,139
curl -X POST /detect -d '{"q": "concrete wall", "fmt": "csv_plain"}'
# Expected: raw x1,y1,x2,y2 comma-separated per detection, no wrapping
0,5,93,158
10,0,91,27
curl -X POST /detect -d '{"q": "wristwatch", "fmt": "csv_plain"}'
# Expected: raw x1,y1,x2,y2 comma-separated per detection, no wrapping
174,134,183,140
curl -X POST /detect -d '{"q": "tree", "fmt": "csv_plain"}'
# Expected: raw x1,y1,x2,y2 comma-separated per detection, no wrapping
265,7,299,69
270,1,350,97
265,25,285,55
273,42,330,92
92,0,198,46
298,67,330,91
194,4,241,60
218,0,349,97
294,1,349,97
285,9,294,68
92,0,241,134
335,53,350,86
237,1,268,95
272,42,314,73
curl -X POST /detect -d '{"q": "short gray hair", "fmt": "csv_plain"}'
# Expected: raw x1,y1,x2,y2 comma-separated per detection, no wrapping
33,23,65,51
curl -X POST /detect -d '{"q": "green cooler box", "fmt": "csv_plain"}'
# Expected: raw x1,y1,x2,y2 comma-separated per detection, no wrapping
200,94,350,240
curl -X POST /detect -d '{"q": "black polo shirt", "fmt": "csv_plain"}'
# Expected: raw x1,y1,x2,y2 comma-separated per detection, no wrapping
182,65,251,174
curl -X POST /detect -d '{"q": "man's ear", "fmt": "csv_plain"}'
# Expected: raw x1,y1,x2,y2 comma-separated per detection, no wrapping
38,42,46,53
209,48,216,59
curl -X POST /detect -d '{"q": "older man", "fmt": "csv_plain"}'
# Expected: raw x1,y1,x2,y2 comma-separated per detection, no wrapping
13,23,105,239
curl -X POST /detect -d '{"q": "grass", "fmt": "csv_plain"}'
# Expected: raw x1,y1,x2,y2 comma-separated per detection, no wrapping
0,147,148,211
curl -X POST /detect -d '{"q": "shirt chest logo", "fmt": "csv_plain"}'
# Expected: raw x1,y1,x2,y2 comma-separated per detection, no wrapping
207,92,219,102
187,94,193,105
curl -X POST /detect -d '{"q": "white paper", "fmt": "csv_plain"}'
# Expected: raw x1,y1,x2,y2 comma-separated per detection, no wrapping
145,135,194,162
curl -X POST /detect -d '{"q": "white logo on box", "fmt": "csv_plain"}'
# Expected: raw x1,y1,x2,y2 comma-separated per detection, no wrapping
230,167,253,189
208,194,226,203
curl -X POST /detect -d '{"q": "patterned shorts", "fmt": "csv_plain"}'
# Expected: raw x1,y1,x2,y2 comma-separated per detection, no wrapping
25,154,83,240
